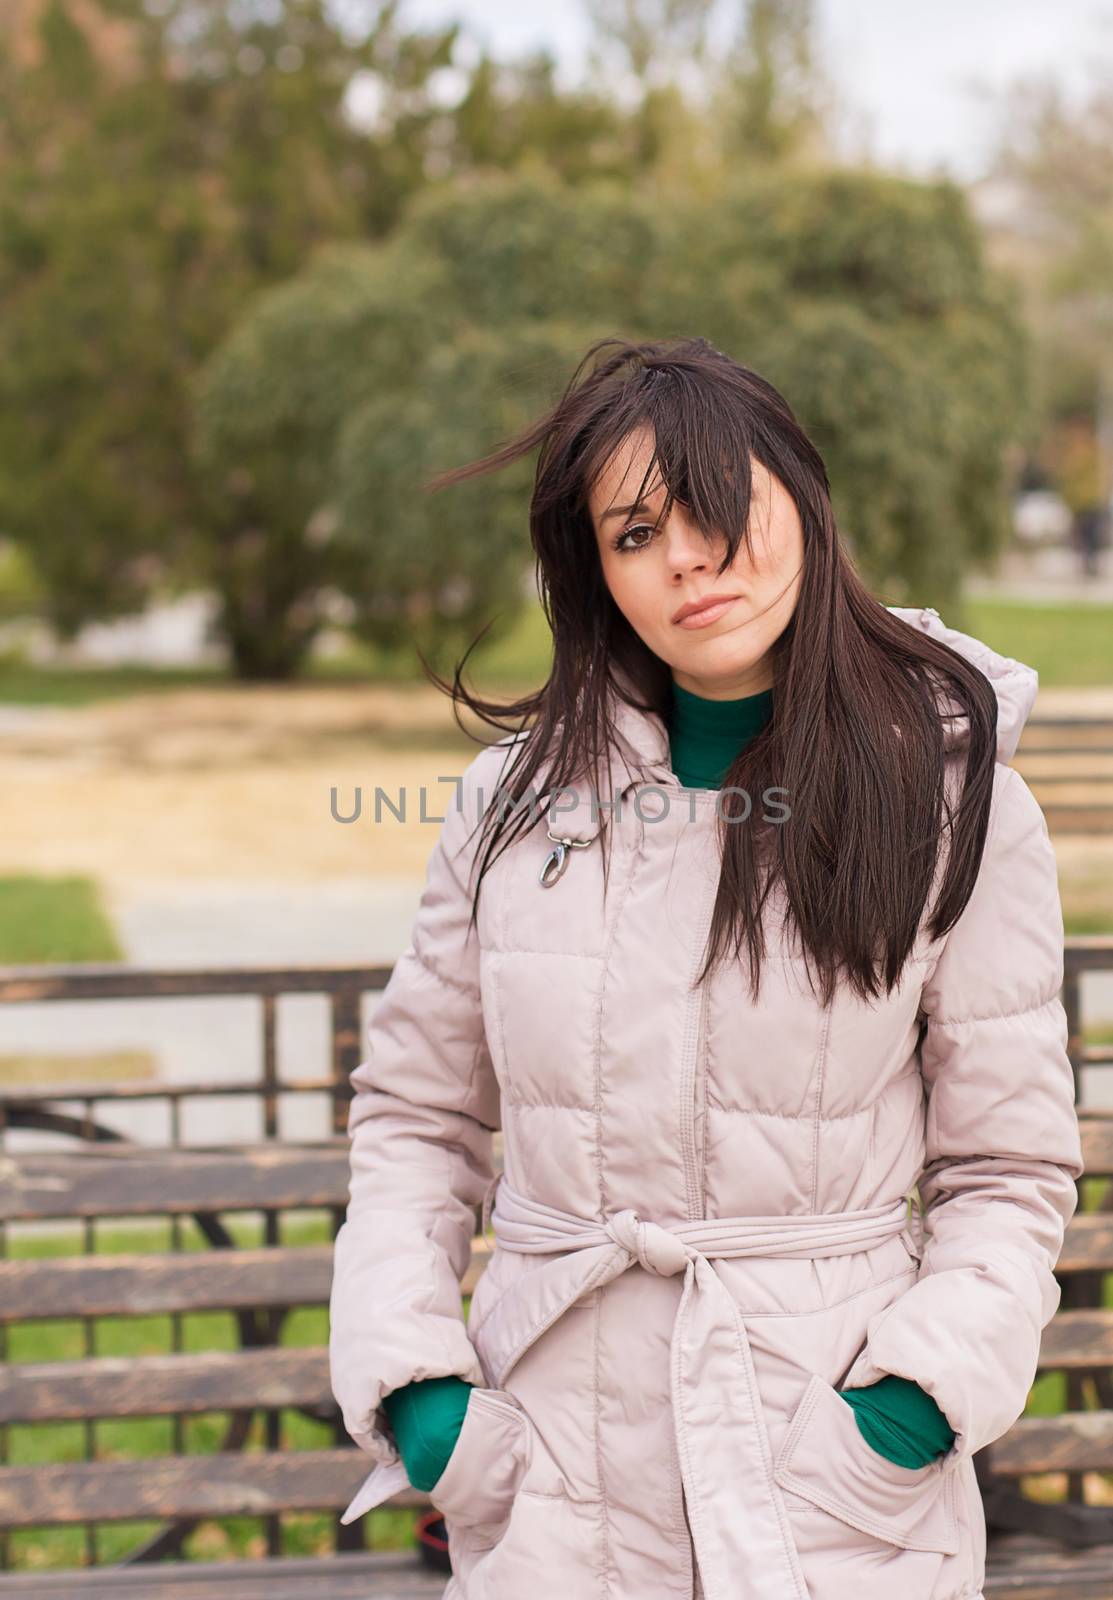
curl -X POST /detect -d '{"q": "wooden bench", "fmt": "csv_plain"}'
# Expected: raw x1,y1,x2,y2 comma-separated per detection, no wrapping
1,1127,1111,1597
0,1142,451,1597
977,1107,1113,1596
1016,714,1113,836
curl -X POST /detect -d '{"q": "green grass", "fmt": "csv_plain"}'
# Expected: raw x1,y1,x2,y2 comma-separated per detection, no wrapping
962,599,1113,687
0,661,229,706
0,875,122,964
3,1213,458,1568
1065,910,1113,936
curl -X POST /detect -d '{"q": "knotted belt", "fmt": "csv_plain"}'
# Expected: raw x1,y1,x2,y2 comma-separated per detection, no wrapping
480,1173,920,1600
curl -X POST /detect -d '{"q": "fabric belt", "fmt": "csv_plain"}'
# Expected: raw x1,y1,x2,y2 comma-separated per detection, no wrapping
483,1173,919,1600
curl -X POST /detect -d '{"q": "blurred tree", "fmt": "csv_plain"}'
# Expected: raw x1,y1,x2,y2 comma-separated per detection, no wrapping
196,165,1026,674
191,240,455,677
0,0,1030,671
0,0,466,648
191,225,592,676
581,0,840,197
583,0,715,87
0,0,718,669
330,320,585,673
982,67,1113,508
640,166,1029,602
711,0,834,167
440,47,634,189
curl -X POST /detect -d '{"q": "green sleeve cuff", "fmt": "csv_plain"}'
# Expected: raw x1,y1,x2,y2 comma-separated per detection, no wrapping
837,1375,956,1468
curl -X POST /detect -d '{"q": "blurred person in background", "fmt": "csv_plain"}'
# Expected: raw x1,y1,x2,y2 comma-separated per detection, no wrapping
1072,500,1111,578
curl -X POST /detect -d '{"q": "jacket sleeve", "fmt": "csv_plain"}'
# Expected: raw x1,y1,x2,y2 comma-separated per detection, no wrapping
839,761,1085,1467
328,753,501,1466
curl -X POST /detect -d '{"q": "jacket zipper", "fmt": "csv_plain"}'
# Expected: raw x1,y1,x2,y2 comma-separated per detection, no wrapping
637,767,712,1594
679,828,718,1221
634,763,714,1224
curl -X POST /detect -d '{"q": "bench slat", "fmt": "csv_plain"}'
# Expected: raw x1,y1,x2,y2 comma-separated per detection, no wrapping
983,1541,1113,1599
988,1409,1113,1475
1079,1115,1113,1176
0,1241,489,1323
0,1132,1104,1221
0,1247,334,1322
0,1347,335,1424
1036,1309,1113,1368
0,1550,445,1600
0,1146,351,1221
1056,1213,1113,1273
0,1304,1091,1424
0,1145,504,1231
0,1451,428,1528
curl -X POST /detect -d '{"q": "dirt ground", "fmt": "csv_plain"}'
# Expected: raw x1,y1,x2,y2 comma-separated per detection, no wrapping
0,682,500,885
1,682,1110,921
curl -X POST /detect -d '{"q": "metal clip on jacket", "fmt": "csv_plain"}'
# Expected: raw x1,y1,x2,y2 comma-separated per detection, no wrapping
539,827,594,887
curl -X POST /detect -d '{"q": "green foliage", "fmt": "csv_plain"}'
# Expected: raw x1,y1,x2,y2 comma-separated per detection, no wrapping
332,320,590,670
398,169,658,328
0,539,44,622
638,169,1029,602
0,0,464,645
197,164,1027,663
193,225,588,671
190,241,452,675
0,1,1032,672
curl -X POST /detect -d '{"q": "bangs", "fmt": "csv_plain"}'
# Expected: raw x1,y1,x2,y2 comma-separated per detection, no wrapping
578,356,759,575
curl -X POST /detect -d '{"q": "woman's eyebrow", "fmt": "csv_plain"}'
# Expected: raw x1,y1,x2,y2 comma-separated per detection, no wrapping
599,500,653,523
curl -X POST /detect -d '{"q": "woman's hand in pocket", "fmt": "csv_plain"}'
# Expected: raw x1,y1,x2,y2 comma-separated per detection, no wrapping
837,1374,956,1469
382,1375,473,1491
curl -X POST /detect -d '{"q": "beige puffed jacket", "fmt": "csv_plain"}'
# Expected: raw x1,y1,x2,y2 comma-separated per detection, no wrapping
328,605,1084,1600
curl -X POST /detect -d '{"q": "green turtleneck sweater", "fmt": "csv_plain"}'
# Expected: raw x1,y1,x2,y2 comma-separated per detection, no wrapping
379,679,953,1496
668,678,774,789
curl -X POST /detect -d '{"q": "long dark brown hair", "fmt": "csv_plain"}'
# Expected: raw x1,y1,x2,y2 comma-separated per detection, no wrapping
418,334,1000,1009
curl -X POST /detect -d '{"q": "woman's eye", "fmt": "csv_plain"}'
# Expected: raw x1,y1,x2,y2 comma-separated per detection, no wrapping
614,523,656,553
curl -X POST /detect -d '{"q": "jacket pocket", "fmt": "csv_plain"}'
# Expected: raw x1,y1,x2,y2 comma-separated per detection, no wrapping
773,1372,960,1556
427,1385,532,1546
339,1384,531,1533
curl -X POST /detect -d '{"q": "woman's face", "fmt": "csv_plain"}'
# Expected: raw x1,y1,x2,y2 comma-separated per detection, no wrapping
588,425,804,698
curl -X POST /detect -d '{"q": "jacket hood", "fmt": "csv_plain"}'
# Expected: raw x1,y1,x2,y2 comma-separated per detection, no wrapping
605,603,1038,773
884,605,1038,763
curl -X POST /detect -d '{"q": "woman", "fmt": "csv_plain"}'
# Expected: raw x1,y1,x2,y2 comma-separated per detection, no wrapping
328,337,1083,1600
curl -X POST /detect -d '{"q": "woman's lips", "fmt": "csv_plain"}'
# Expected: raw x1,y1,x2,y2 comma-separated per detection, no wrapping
673,595,740,629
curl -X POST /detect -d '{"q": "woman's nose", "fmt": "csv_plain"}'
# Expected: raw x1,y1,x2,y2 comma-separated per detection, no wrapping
665,517,720,575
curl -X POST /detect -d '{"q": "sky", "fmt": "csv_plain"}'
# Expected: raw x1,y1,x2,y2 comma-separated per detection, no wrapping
399,0,1113,183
